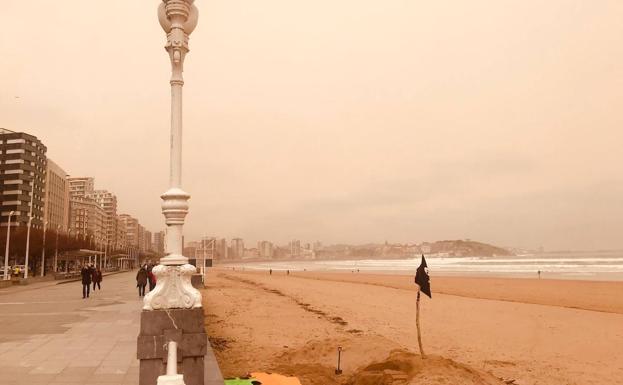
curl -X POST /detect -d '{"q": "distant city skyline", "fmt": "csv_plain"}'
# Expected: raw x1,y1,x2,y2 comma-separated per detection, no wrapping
2,1,622,250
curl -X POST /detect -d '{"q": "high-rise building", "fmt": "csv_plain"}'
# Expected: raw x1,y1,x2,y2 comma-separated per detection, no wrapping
258,241,273,259
153,230,166,255
115,215,127,251
144,230,152,252
87,190,117,245
216,238,228,260
69,196,106,240
119,214,140,250
230,238,244,260
137,224,145,253
43,158,69,232
68,177,94,199
290,239,301,258
0,129,47,229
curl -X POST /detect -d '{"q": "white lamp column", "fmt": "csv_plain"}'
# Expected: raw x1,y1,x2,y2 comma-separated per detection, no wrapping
144,0,201,311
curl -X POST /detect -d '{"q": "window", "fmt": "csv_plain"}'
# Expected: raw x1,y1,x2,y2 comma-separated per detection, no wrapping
2,201,21,206
6,149,25,154
1,211,21,216
5,159,24,164
3,190,22,195
5,169,23,175
6,139,25,144
4,180,22,185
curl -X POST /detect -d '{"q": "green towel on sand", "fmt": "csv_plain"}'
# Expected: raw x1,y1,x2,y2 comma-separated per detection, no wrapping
224,378,260,385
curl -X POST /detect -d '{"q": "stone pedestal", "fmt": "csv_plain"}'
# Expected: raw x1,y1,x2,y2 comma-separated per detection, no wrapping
137,308,207,385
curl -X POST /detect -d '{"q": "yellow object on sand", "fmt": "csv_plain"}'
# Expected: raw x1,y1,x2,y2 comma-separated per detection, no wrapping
250,372,302,385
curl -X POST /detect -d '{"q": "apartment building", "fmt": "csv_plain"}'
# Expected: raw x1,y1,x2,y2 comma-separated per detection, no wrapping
43,158,69,232
0,129,47,229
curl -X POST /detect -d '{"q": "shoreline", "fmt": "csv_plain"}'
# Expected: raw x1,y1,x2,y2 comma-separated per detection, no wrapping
266,270,623,314
218,263,623,282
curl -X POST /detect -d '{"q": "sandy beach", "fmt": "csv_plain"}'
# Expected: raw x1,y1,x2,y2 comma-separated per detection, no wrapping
202,269,623,385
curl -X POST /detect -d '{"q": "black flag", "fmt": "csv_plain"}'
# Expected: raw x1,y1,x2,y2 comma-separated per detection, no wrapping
415,255,431,298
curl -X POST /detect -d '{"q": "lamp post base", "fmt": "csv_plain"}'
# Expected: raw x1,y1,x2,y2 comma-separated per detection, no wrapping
137,308,208,385
143,264,202,311
157,374,185,385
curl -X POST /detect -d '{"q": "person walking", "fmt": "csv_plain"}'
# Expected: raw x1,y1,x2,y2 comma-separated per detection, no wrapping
93,267,103,290
136,266,148,297
147,264,156,292
81,264,92,299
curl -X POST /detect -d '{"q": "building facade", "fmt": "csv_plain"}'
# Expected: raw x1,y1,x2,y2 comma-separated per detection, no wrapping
69,197,106,241
143,230,152,253
137,224,145,253
68,177,94,199
290,239,301,258
230,238,244,260
87,190,117,245
119,214,140,250
216,238,228,260
0,129,47,229
114,215,127,251
43,159,69,232
153,230,166,255
258,241,273,259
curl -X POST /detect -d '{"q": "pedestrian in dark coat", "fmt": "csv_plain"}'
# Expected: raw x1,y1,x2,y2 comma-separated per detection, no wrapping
136,266,148,297
147,265,156,292
81,265,92,299
93,267,103,290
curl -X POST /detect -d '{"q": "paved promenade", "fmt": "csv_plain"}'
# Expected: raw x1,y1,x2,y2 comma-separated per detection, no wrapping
0,271,221,385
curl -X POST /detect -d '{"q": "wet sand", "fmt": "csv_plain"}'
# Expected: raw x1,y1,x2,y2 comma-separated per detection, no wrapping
289,272,623,314
202,269,623,385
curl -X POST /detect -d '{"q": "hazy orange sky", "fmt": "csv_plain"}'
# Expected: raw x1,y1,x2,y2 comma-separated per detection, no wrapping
1,0,622,250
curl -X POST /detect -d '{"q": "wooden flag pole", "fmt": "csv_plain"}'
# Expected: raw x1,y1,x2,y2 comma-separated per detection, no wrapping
416,289,426,358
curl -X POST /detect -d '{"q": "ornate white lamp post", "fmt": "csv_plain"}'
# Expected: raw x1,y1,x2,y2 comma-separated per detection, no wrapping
144,0,201,311
137,3,212,385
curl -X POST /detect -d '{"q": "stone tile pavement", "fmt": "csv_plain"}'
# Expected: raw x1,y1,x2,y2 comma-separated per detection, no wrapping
0,271,222,385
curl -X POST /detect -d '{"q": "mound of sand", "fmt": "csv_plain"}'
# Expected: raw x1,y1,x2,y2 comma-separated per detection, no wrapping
349,350,504,385
272,339,504,385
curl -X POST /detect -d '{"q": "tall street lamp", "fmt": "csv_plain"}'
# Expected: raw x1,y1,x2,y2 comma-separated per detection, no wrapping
88,234,94,265
138,3,208,384
54,225,60,273
103,237,108,270
40,221,48,277
67,228,75,273
3,211,15,281
144,0,201,311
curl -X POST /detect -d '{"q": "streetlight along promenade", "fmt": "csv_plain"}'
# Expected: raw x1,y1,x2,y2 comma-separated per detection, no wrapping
136,2,221,385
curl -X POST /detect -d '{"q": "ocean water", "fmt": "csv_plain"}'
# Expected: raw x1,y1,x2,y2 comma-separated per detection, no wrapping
219,251,623,281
